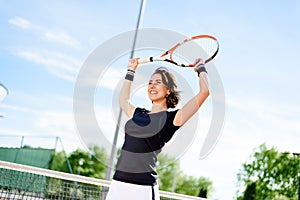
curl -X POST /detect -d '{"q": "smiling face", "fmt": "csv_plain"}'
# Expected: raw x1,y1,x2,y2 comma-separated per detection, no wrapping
148,73,170,104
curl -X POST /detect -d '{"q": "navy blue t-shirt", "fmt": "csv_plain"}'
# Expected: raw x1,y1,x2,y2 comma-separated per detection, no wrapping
113,107,181,185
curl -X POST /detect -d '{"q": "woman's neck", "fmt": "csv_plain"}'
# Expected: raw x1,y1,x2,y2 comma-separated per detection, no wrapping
150,103,167,113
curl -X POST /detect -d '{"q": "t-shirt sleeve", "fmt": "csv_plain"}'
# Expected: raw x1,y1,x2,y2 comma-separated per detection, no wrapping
167,109,181,129
160,109,181,144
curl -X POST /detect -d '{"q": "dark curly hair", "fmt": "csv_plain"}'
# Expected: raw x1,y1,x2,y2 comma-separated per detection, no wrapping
152,67,180,108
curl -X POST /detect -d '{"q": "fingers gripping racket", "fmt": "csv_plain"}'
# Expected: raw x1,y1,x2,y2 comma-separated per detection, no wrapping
138,34,219,67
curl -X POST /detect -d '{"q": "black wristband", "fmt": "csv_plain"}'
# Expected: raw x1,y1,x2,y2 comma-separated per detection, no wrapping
125,69,135,81
196,64,207,77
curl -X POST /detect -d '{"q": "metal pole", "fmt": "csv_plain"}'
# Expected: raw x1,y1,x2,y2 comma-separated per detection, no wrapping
105,0,147,180
59,137,73,174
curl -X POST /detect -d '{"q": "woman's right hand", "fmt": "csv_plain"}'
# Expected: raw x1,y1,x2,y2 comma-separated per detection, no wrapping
193,58,204,73
128,58,139,71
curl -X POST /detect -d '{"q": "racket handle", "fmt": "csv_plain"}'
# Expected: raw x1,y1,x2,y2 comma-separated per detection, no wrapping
138,57,153,64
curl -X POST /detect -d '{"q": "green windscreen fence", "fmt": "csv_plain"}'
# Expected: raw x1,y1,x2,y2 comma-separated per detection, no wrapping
0,147,55,193
0,147,54,169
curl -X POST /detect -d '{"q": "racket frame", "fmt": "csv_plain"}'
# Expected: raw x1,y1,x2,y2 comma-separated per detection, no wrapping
138,34,219,67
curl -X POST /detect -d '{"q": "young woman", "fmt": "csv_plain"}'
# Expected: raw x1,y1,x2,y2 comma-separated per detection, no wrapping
105,58,210,200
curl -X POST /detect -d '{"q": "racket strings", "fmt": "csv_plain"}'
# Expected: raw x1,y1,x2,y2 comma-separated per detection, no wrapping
196,38,218,62
171,37,218,67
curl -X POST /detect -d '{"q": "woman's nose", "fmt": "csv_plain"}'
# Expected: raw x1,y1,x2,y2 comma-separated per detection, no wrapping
150,83,157,88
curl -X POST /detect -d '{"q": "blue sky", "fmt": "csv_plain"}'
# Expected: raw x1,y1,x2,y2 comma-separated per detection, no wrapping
1,1,300,199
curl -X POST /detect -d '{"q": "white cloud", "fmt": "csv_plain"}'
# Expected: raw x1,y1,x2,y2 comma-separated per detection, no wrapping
35,110,74,134
0,103,37,114
43,31,81,49
8,16,83,81
8,16,81,49
16,49,80,81
226,94,300,134
8,17,38,30
97,67,124,90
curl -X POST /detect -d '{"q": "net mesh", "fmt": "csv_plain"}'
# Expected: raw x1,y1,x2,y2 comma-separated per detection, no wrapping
0,168,105,200
0,161,205,200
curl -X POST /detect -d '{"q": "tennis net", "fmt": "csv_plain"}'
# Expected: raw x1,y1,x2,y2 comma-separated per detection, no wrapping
0,161,205,200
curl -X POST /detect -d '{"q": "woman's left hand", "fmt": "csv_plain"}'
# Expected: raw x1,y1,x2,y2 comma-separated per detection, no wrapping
128,58,139,71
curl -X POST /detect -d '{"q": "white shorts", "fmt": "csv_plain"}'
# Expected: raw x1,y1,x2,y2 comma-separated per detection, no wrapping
105,180,160,200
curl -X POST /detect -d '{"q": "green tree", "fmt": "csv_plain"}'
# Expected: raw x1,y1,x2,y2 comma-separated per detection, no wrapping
68,146,108,179
175,175,212,197
51,151,70,173
157,154,213,197
243,182,256,200
237,143,300,199
157,154,181,191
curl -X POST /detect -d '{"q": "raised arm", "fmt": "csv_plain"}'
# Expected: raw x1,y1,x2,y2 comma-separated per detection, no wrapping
173,59,210,126
119,58,139,118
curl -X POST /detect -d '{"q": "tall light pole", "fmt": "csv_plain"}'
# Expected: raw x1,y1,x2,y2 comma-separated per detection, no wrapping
105,0,147,180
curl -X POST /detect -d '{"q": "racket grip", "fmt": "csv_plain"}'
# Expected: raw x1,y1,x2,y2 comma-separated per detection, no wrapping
138,57,152,64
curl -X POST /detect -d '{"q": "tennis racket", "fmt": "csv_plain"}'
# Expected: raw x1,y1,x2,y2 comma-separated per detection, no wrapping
138,34,219,67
